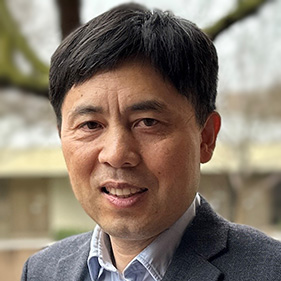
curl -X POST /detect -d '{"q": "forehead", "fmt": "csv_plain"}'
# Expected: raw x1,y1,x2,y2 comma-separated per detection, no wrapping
74,61,170,93
61,61,192,115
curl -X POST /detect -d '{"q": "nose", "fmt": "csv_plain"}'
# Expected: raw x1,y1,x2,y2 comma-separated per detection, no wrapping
98,126,141,168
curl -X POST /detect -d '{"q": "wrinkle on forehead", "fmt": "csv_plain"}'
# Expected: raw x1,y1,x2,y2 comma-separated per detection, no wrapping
62,60,195,123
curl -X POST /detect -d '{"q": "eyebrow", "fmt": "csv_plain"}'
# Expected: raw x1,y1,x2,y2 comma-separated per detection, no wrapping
127,100,167,113
68,105,103,121
68,100,167,121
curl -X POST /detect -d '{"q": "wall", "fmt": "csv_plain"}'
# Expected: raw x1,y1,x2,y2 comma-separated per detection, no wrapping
0,178,49,238
49,177,95,234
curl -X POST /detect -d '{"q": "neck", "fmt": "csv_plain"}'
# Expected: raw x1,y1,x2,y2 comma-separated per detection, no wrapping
110,236,156,273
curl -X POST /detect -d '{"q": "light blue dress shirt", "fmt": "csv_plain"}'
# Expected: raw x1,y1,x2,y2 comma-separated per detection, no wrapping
87,194,200,281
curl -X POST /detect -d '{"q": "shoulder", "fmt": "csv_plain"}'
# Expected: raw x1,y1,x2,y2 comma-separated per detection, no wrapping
30,231,92,262
214,218,281,278
227,222,281,258
196,196,281,253
22,231,92,280
191,197,281,278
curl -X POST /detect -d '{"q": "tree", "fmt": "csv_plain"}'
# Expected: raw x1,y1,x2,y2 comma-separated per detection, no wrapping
0,0,270,97
0,0,49,96
56,0,81,39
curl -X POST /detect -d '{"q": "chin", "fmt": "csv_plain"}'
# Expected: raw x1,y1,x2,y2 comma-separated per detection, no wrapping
101,220,158,241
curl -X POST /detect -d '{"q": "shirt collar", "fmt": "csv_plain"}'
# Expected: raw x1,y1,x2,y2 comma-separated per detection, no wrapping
87,226,117,280
88,193,200,281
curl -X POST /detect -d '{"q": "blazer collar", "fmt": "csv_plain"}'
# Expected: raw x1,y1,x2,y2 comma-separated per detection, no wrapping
163,196,229,281
53,197,228,281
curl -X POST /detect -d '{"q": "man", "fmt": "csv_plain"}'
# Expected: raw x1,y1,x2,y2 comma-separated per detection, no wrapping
22,3,281,281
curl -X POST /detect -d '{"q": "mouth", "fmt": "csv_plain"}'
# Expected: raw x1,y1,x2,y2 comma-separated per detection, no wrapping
101,184,148,198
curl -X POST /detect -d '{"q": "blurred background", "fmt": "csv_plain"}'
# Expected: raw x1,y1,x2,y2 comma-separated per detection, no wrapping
0,0,281,280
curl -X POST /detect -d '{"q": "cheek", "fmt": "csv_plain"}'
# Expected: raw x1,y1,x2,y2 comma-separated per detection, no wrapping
62,140,97,186
146,137,200,184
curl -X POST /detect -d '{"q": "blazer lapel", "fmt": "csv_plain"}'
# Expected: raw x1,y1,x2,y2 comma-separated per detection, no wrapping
53,198,228,281
163,197,229,281
162,249,222,281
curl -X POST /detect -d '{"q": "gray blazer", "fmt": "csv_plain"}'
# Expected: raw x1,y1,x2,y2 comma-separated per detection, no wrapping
21,198,281,280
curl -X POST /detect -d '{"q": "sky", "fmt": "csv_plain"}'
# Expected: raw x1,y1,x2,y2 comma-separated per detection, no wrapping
1,0,281,148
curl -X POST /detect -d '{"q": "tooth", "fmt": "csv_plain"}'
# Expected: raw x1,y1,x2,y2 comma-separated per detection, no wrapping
123,188,131,196
116,189,123,196
130,188,138,195
105,186,145,197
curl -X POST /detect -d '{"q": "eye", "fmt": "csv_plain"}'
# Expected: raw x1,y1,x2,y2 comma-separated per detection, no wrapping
80,121,103,130
137,118,159,127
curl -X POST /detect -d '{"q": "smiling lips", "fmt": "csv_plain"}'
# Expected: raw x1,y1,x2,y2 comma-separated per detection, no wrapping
101,183,148,198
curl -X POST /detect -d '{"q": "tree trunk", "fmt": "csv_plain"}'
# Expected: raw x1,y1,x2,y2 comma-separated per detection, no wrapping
56,0,81,39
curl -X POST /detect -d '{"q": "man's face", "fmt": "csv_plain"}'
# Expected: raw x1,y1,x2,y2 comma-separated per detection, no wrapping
60,61,220,242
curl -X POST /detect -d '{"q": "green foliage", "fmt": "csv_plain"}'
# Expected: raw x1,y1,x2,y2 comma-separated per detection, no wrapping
53,228,90,241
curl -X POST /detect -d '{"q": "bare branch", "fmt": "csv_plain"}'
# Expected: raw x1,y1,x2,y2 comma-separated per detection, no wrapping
204,0,271,41
0,0,49,96
0,0,272,97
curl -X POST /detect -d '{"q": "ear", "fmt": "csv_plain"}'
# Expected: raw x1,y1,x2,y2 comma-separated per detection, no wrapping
200,112,221,164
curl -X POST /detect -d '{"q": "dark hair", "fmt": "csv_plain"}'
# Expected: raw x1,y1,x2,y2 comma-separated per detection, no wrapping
49,2,218,127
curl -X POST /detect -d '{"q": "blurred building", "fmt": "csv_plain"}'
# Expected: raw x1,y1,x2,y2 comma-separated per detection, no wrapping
1,143,281,238
1,131,281,280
